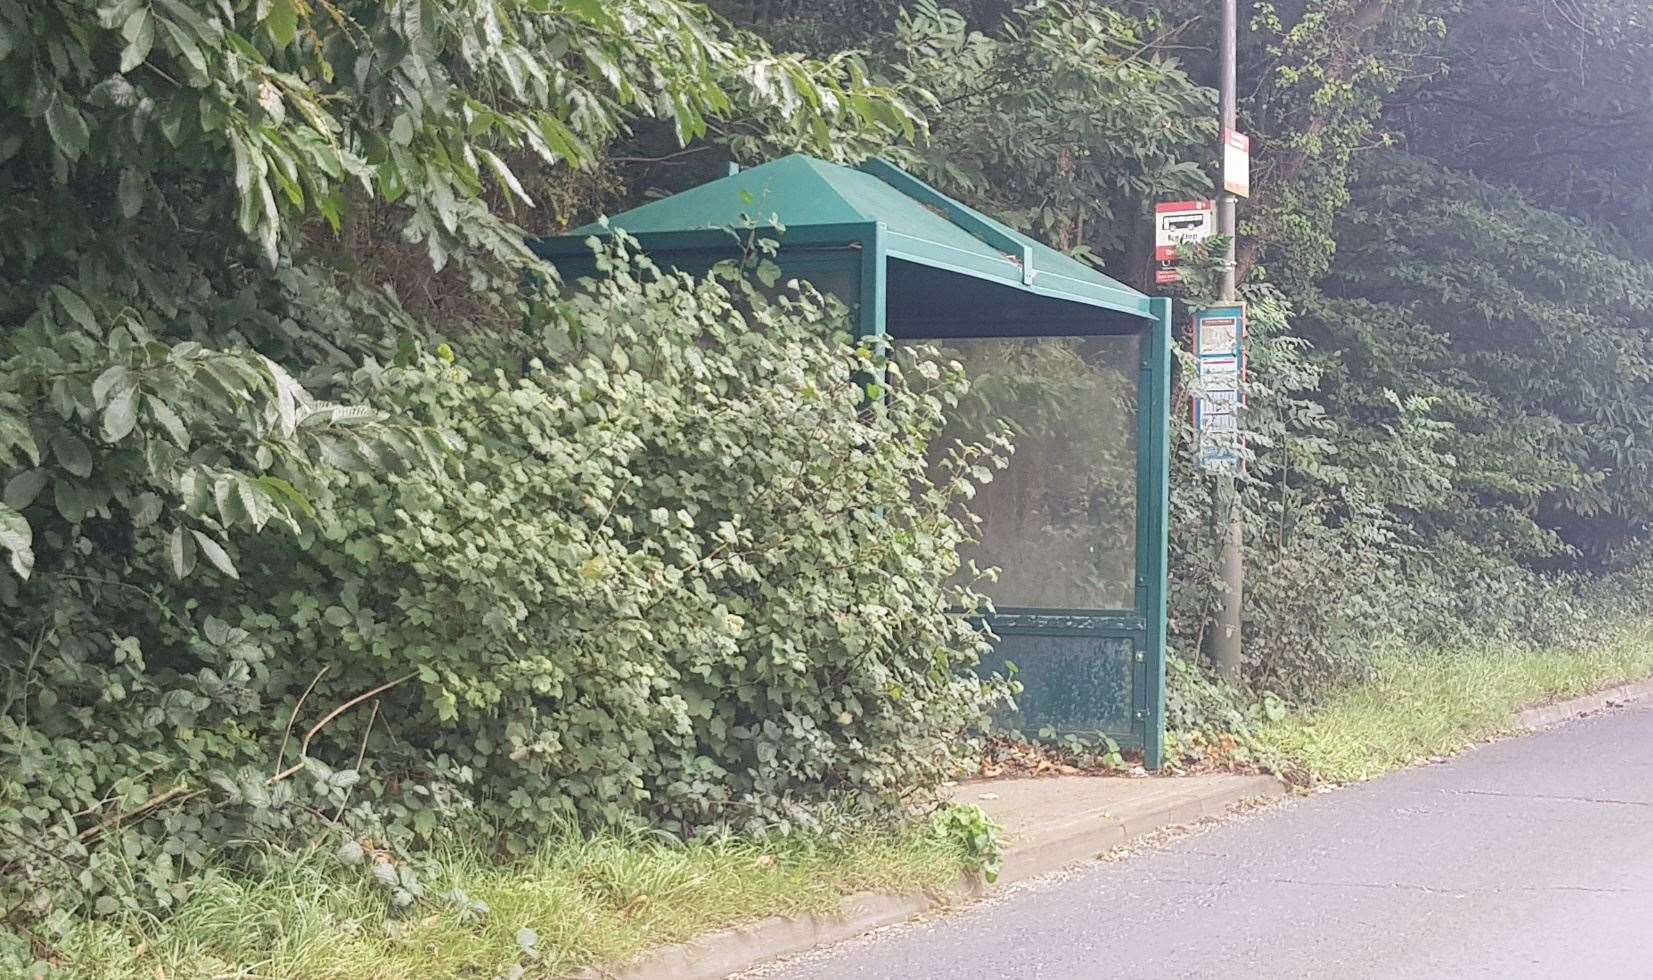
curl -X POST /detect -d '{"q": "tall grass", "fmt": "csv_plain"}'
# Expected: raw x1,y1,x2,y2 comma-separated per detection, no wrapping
39,823,972,978
36,635,1653,977
1255,626,1653,784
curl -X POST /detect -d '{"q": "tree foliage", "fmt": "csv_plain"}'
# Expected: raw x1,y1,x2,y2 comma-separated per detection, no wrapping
891,0,1213,259
0,0,962,940
11,0,1653,953
2,241,1008,930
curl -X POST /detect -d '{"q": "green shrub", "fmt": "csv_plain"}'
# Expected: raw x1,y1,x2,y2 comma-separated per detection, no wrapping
0,247,1009,931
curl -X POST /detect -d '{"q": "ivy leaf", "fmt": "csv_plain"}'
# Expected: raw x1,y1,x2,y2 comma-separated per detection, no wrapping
190,529,238,579
0,504,33,579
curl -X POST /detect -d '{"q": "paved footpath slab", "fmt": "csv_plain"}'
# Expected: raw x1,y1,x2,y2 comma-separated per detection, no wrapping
590,771,1283,980
761,700,1653,979
956,771,1283,886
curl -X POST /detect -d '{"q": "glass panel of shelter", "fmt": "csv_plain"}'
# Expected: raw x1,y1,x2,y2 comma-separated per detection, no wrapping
920,335,1140,611
675,252,1145,620
889,325,1145,739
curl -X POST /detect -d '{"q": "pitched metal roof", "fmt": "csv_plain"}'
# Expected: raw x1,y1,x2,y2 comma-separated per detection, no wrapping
545,154,1151,320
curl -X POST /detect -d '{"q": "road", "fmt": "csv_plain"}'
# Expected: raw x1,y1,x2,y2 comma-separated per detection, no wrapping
761,700,1653,979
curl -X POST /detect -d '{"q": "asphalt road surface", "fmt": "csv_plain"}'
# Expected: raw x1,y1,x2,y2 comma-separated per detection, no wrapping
763,700,1653,979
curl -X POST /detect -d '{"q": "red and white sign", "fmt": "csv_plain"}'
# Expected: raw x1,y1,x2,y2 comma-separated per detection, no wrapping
1223,129,1251,198
1153,199,1216,284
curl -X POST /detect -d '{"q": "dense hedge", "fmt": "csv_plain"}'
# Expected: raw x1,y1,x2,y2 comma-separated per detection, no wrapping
0,250,1009,926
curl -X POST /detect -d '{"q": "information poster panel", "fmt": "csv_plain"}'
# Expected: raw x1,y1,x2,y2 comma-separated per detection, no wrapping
1192,305,1246,473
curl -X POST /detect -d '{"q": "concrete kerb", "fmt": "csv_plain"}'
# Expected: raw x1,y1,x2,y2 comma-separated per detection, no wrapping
1512,676,1653,731
571,890,946,980
575,773,1285,980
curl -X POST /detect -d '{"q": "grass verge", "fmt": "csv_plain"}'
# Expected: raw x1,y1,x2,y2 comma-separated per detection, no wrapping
29,817,980,979
1254,626,1653,784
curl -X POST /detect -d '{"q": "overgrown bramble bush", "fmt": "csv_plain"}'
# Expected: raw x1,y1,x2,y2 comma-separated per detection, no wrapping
1,246,1010,931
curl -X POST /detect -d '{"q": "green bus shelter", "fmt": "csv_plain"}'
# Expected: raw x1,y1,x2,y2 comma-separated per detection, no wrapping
532,154,1173,767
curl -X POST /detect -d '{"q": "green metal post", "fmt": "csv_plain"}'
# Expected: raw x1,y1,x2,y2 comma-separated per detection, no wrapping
858,222,888,341
1141,296,1173,768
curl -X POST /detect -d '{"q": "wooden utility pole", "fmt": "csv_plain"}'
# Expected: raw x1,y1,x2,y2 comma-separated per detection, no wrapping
1212,0,1245,681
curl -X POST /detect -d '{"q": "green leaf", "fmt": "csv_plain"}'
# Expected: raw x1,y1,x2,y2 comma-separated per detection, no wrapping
3,469,49,510
253,475,314,518
479,148,532,206
158,16,207,77
0,413,41,467
169,525,197,578
258,354,302,436
337,840,365,866
154,0,221,42
265,0,299,47
52,286,98,333
148,397,190,448
118,169,146,217
190,529,237,579
102,382,141,442
0,504,33,579
51,431,93,478
92,365,131,404
53,480,95,523
214,474,248,525
120,8,154,72
45,96,90,161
